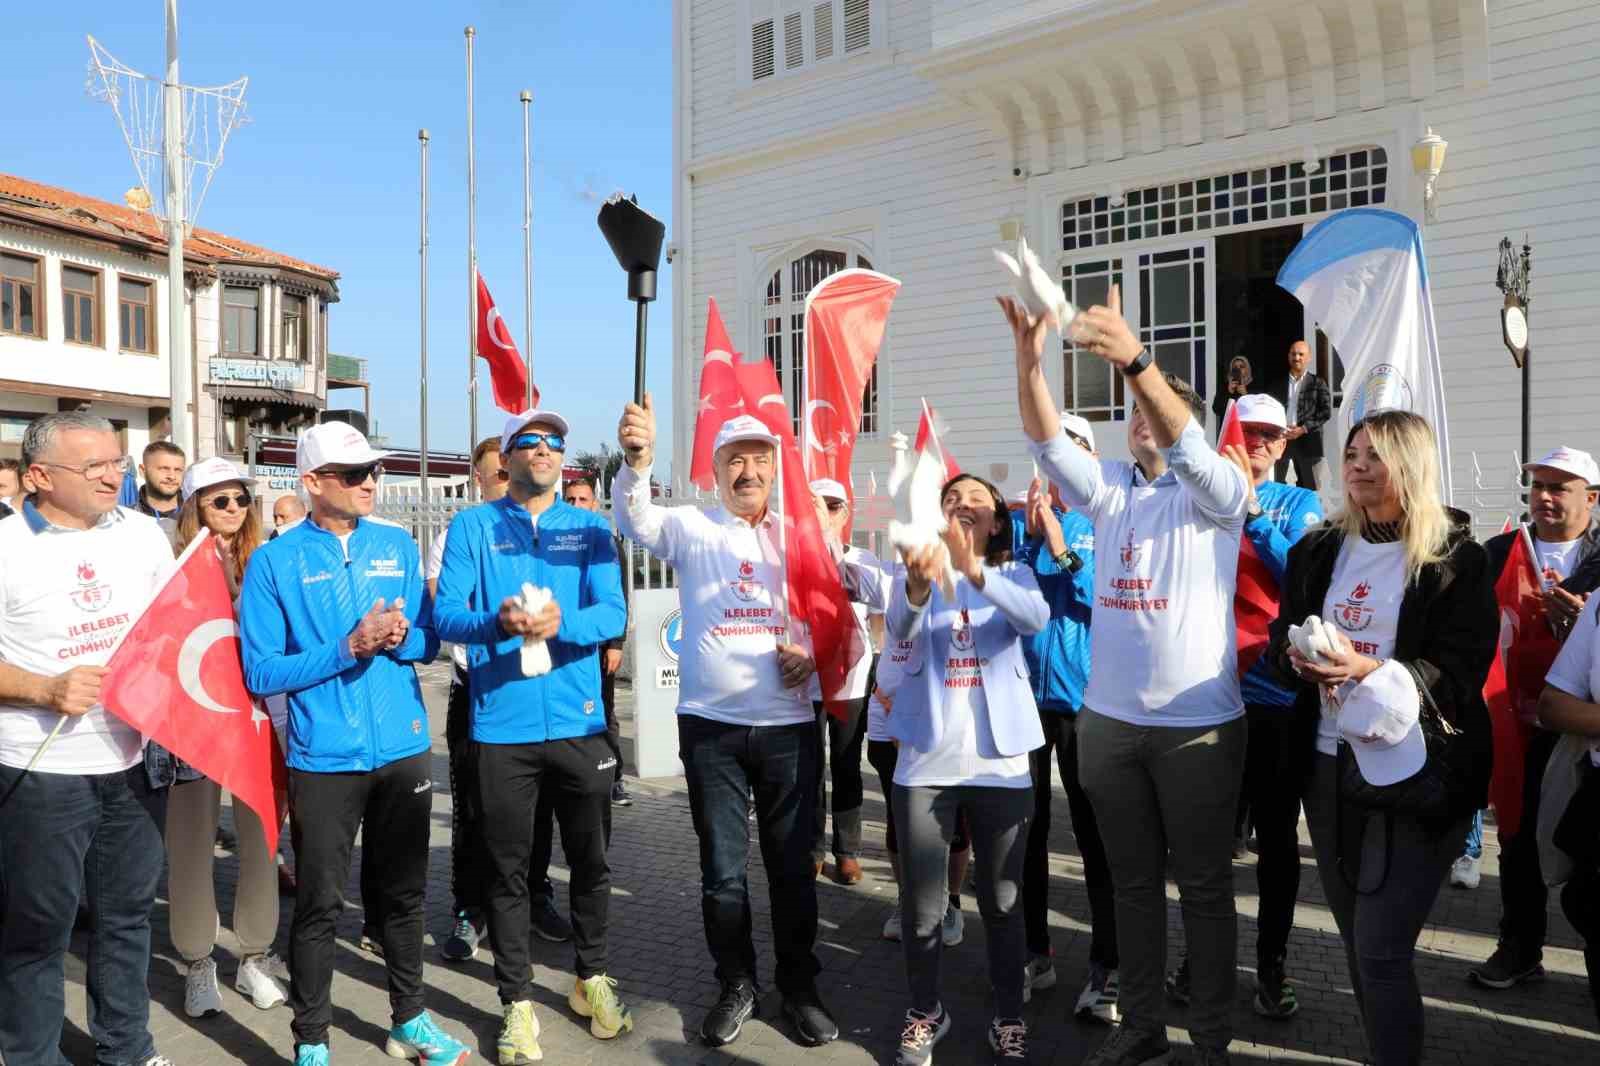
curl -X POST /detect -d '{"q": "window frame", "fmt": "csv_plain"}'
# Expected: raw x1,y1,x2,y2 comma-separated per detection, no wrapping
222,283,262,357
0,250,44,341
61,262,103,349
117,275,158,356
279,291,308,363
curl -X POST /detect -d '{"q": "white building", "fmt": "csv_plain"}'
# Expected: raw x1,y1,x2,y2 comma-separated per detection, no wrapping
670,0,1598,531
0,173,341,470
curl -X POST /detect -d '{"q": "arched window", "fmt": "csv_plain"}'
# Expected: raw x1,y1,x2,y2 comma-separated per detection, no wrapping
760,246,879,436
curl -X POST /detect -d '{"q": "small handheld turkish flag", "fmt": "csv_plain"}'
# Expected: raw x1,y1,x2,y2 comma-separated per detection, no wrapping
101,532,288,849
476,272,534,414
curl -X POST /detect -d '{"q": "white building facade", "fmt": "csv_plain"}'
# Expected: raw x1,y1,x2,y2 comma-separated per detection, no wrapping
671,0,1599,532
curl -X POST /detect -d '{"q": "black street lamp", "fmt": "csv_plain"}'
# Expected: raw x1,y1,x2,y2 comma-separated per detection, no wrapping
597,194,666,416
1495,235,1532,496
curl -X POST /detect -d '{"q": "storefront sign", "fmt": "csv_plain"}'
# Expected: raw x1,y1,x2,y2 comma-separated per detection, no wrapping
210,359,305,390
252,463,301,492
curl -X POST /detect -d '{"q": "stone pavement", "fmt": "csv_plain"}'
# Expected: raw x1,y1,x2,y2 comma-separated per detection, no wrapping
58,662,1599,1065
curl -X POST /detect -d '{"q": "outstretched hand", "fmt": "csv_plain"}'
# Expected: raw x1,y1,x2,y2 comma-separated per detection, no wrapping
618,393,656,469
1073,285,1143,368
997,295,1051,372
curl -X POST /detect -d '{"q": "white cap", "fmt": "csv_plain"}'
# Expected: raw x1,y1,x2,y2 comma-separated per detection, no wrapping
500,409,572,454
1337,662,1427,787
712,415,780,455
809,478,848,502
1524,445,1600,488
296,422,390,477
1060,412,1096,450
181,457,253,500
1234,394,1288,430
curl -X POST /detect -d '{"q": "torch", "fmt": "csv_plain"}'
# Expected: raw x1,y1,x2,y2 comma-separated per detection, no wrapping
597,194,666,426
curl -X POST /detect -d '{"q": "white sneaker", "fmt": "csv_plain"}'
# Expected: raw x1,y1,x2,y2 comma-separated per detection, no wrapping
1451,854,1482,889
1075,963,1121,1024
142,1056,178,1066
236,953,288,1010
184,957,224,1018
882,907,903,941
254,950,292,983
940,904,964,947
1024,954,1057,1002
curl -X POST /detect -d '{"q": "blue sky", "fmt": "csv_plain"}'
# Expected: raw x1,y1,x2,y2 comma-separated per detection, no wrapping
5,1,674,468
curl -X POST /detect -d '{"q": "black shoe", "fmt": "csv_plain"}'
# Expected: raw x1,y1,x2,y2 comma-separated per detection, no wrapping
782,986,839,1047
611,781,634,807
701,978,758,1046
1164,956,1190,1005
1468,942,1546,989
530,896,573,943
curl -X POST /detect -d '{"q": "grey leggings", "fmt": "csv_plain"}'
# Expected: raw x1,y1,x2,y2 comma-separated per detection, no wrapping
1303,753,1469,1066
894,783,1032,1018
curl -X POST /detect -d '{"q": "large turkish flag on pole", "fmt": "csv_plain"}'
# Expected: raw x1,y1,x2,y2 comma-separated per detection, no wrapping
688,298,746,490
101,532,288,850
476,272,534,414
1483,528,1557,839
1219,400,1280,677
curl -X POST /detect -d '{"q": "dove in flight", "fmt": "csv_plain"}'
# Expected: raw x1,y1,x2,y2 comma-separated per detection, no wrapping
993,235,1089,341
887,431,958,602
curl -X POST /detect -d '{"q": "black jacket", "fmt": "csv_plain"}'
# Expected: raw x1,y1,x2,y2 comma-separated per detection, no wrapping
1268,520,1498,818
1271,373,1333,459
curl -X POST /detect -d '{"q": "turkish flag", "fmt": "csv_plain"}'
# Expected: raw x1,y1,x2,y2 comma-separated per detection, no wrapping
1484,528,1558,839
802,269,901,537
734,358,865,720
689,298,746,490
914,398,962,482
476,272,534,414
101,533,288,850
1219,400,1280,676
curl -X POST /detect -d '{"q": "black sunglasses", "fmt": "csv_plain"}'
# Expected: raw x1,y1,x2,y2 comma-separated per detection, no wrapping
824,500,847,512
508,431,566,453
319,463,383,487
206,491,252,511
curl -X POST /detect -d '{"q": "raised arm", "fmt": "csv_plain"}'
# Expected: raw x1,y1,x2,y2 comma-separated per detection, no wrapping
614,393,686,563
1166,419,1249,527
999,296,1104,508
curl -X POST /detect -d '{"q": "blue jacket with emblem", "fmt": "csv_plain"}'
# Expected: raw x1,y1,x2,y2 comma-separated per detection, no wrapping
1240,479,1323,707
239,517,439,773
432,497,625,744
1014,507,1097,714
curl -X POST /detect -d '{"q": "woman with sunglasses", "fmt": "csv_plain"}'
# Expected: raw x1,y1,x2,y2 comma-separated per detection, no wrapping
888,473,1048,1066
1269,411,1495,1065
162,457,290,1017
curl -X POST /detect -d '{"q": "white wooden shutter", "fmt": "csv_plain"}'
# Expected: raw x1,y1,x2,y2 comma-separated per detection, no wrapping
783,10,805,69
813,3,835,61
752,18,776,79
843,0,871,53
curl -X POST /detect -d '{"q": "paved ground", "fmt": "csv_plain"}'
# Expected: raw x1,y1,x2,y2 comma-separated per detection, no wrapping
58,662,1599,1065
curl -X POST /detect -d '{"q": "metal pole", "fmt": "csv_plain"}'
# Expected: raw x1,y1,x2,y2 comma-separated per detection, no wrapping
419,129,431,556
465,26,479,499
1521,345,1531,512
163,0,192,455
521,89,534,409
634,300,648,406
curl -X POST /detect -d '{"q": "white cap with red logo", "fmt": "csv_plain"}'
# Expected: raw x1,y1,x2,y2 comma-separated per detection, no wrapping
1336,661,1426,786
1523,446,1600,488
713,415,781,454
296,422,390,477
1234,394,1288,430
500,409,572,454
809,478,848,502
181,457,254,500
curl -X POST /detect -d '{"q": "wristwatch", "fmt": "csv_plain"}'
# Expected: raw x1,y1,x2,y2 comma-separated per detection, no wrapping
1246,498,1265,522
1122,348,1153,377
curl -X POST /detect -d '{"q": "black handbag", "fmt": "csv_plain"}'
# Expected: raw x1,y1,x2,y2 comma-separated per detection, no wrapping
1336,661,1466,823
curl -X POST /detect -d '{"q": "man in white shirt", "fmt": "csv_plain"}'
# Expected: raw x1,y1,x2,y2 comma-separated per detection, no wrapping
0,412,178,1066
1002,289,1250,1066
614,398,838,1050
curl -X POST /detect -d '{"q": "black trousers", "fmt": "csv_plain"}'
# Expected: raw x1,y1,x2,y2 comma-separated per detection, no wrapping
1241,703,1305,968
1498,729,1560,954
289,752,432,1047
478,733,614,1003
812,697,869,860
1274,448,1319,490
602,667,625,782
1022,710,1118,967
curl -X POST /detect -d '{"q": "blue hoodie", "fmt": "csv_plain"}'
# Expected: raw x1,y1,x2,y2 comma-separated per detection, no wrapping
1239,479,1323,707
239,517,439,773
432,497,625,744
1014,507,1097,713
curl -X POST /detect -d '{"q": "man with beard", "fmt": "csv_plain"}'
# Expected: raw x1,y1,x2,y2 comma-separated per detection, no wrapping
135,440,185,520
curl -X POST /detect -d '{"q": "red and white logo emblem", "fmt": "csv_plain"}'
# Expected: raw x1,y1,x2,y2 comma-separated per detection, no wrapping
69,559,113,613
950,622,975,652
1119,528,1144,572
1334,580,1374,632
731,558,764,603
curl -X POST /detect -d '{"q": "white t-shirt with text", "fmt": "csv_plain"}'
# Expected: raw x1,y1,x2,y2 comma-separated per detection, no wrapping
1316,536,1407,756
1542,596,1600,767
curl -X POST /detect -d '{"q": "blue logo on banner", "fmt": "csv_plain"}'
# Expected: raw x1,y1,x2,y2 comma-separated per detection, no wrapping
659,610,684,663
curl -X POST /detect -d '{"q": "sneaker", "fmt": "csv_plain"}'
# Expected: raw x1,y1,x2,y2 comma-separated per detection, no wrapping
1468,943,1546,989
1163,956,1190,1006
236,954,288,1010
701,978,757,1047
530,897,572,943
569,974,634,1039
989,1017,1028,1062
359,926,385,958
782,985,839,1047
896,1005,952,1066
184,957,224,1018
1082,1024,1173,1066
1024,954,1057,1001
941,904,965,947
441,911,485,962
883,907,904,942
141,1057,179,1066
255,950,292,983
1076,963,1121,1025
835,856,864,885
610,781,634,807
495,1000,542,1064
385,1010,470,1065
294,1047,329,1066
1451,854,1482,889
1253,961,1298,1019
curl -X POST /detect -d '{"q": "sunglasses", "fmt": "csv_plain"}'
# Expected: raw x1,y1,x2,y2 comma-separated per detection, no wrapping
1242,426,1287,443
824,500,847,512
206,491,252,511
318,463,383,487
508,432,566,453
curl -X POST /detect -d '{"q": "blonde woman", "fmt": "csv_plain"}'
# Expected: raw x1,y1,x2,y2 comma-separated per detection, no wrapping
1270,411,1496,1066
164,458,289,1017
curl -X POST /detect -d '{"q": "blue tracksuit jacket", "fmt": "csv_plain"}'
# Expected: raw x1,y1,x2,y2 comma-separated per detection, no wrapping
1014,507,1097,714
1240,479,1323,707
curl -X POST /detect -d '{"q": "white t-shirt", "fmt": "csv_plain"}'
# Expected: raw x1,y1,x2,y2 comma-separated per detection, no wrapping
1533,535,1582,584
426,524,469,671
1316,536,1408,755
0,505,174,773
1541,597,1600,767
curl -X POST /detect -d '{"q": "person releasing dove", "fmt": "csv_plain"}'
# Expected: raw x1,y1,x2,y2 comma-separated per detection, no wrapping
993,235,1090,341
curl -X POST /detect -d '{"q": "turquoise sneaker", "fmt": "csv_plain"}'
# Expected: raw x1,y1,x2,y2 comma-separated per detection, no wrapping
384,1011,471,1064
295,1044,330,1066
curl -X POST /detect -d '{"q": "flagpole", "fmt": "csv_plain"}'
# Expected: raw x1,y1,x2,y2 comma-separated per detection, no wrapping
520,89,534,409
465,25,479,500
418,128,431,556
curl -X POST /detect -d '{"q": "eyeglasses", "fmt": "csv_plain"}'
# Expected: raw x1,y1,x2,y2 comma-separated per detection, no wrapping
824,500,847,512
40,456,132,481
1242,426,1287,443
508,432,565,453
206,491,252,511
317,463,383,487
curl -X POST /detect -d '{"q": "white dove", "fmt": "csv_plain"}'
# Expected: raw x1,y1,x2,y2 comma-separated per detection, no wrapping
1287,614,1349,664
517,582,554,677
886,431,957,602
993,235,1087,341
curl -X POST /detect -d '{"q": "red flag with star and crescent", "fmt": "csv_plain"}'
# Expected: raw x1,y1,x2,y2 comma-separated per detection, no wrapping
802,269,901,538
689,297,746,490
1219,399,1281,676
476,272,534,414
100,532,288,850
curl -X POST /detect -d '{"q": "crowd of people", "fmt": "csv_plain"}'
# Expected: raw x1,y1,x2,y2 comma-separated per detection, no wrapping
1,282,1598,1066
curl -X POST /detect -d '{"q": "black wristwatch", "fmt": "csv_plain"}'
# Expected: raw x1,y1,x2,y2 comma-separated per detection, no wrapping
1246,498,1265,522
1122,348,1153,377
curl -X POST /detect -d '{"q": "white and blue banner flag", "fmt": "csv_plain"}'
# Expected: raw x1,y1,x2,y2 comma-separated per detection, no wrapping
1277,208,1452,500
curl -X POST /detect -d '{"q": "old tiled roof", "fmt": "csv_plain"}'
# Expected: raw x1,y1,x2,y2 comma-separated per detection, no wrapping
0,172,339,281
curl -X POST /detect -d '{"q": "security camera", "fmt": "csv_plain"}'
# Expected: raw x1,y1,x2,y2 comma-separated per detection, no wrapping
1012,166,1023,178
665,243,680,264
